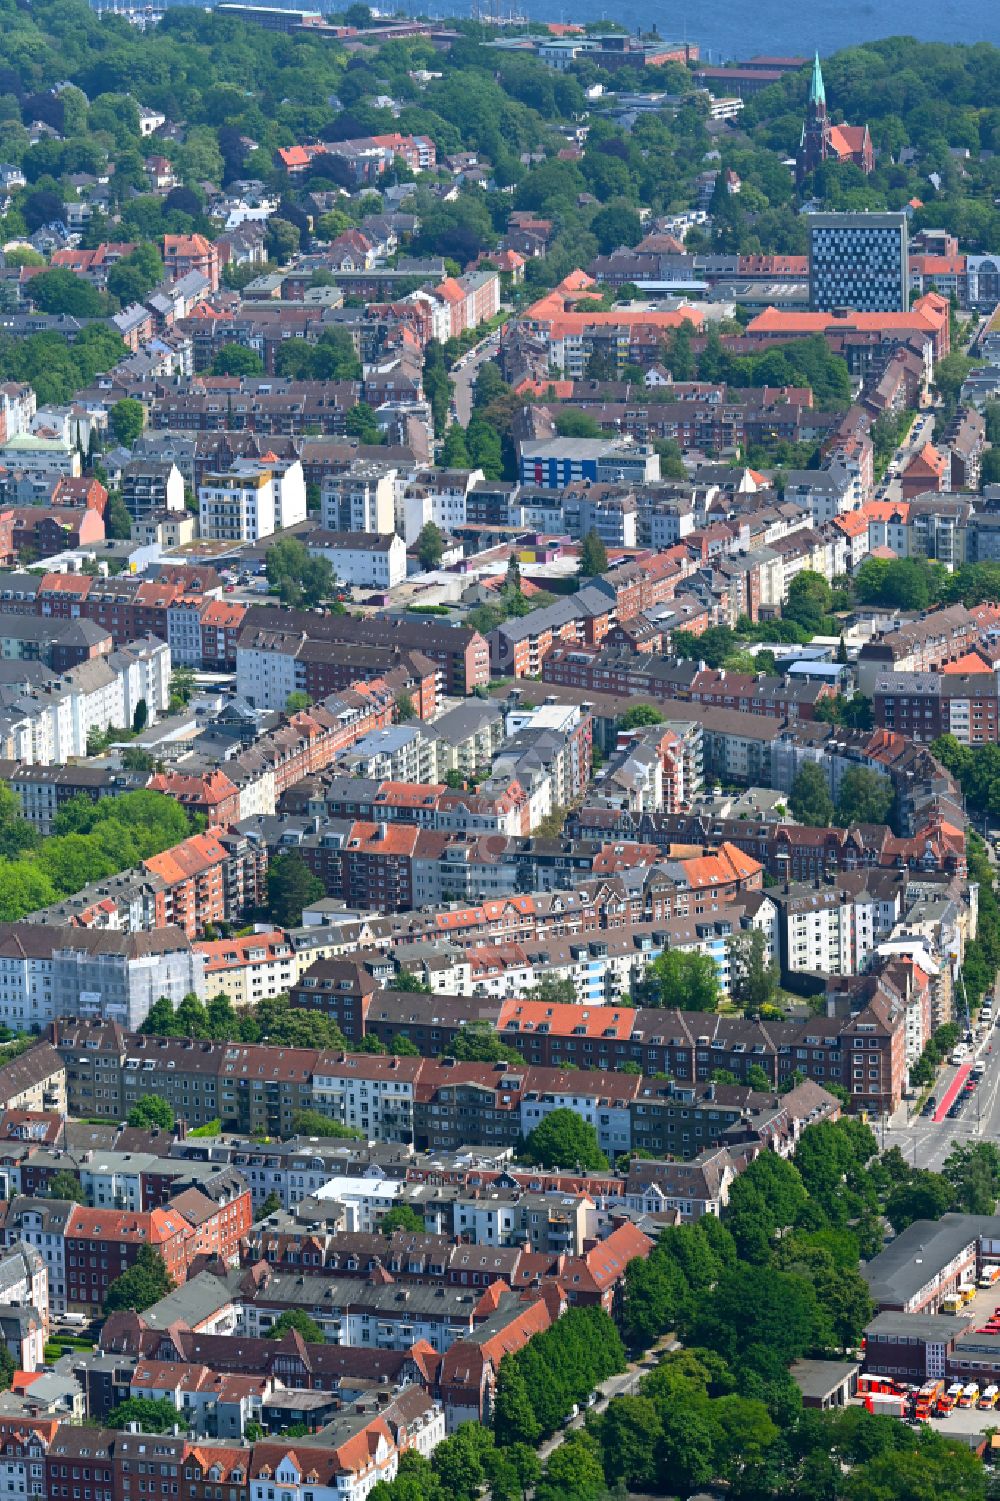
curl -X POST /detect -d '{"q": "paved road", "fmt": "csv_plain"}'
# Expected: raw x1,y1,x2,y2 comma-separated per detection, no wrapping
877,410,936,502
452,329,503,425
537,1338,679,1461
884,1023,1000,1172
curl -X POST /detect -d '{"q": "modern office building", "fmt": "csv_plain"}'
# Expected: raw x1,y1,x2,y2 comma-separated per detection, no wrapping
809,212,909,313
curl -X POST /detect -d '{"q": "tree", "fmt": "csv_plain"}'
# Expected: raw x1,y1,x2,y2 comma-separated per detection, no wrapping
521,1108,608,1172
289,1109,363,1139
620,703,665,730
784,570,833,633
727,928,779,1013
127,1095,175,1130
836,766,894,827
107,1397,183,1432
259,1191,282,1218
554,409,602,439
48,1170,86,1203
440,423,470,467
493,1358,541,1447
885,1170,954,1232
0,783,39,860
635,949,719,1011
536,1434,605,1501
104,1244,174,1313
169,668,197,712
266,1308,324,1342
345,402,381,444
211,343,264,376
132,699,148,734
379,1205,425,1235
29,268,106,318
267,216,301,264
417,522,446,570
396,692,416,722
110,398,145,447
600,1395,663,1492
590,203,642,255
656,1404,719,1496
789,762,834,828
844,1431,986,1501
266,537,335,609
107,244,164,306
446,1023,525,1065
393,967,429,993
688,1261,818,1368
267,853,324,927
578,529,608,578
943,1142,1000,1216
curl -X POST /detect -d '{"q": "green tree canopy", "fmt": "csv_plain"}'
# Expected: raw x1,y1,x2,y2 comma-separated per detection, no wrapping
127,1095,175,1130
635,949,719,1011
267,853,325,927
789,761,835,827
104,1244,174,1314
835,766,894,826
521,1108,608,1172
266,1308,324,1342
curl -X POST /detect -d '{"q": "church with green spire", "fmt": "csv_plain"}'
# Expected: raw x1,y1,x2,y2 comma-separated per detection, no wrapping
796,51,873,184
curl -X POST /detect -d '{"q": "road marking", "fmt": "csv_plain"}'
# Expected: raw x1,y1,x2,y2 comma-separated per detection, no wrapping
934,1064,973,1122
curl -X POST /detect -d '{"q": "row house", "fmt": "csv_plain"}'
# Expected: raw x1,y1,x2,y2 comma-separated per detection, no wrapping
237,605,487,702
873,669,1000,744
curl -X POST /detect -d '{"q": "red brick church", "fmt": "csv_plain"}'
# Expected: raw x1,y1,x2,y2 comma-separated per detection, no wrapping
796,52,874,183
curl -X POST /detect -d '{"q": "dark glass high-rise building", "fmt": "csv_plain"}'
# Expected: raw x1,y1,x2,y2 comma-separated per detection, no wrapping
808,212,909,313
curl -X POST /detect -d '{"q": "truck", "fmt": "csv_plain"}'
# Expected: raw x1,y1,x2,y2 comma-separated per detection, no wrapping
979,1385,999,1410
914,1380,945,1420
978,1266,1000,1288
942,1294,966,1315
959,1382,980,1408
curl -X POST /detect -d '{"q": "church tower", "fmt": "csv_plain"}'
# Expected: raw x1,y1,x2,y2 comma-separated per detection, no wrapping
797,52,830,184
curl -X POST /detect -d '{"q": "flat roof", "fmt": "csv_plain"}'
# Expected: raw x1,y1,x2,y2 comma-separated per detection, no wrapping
866,1311,974,1341
790,1358,860,1400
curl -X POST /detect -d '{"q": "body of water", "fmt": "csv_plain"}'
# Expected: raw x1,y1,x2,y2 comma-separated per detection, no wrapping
469,0,999,59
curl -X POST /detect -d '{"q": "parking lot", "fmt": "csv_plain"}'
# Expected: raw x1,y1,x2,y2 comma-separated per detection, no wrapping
856,1284,1000,1437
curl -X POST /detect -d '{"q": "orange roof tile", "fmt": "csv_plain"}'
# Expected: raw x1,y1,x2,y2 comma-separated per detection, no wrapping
499,999,636,1038
942,650,992,674
144,831,229,884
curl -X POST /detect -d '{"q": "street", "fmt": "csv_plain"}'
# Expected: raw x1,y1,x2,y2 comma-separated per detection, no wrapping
537,1337,679,1461
877,410,935,503
451,329,503,425
884,1023,1000,1171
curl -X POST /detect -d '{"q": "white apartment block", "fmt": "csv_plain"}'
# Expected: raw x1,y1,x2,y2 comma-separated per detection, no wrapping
0,637,170,768
200,469,275,542
236,640,298,712
313,1176,403,1233
250,1433,397,1501
310,1061,418,1143
308,531,406,590
521,1085,632,1160
231,457,306,530
322,465,397,535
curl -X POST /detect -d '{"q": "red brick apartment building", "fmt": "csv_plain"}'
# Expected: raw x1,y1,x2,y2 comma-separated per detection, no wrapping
64,1205,193,1313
